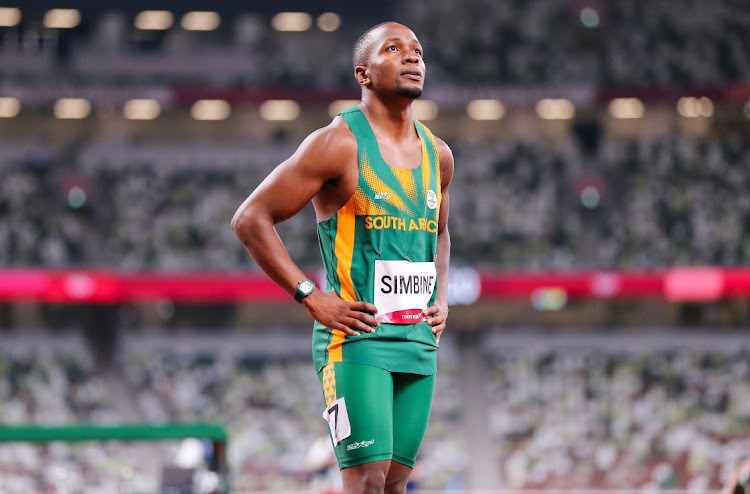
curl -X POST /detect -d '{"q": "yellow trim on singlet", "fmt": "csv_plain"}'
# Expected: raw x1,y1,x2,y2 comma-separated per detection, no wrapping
419,126,432,199
361,153,416,216
391,167,419,206
417,121,442,210
334,196,357,302
328,195,357,364
354,188,390,215
328,330,345,364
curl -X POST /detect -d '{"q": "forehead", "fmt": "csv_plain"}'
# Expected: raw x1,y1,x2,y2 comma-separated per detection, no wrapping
371,23,420,45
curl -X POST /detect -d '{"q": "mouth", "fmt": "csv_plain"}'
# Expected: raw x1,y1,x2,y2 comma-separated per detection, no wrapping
401,70,422,80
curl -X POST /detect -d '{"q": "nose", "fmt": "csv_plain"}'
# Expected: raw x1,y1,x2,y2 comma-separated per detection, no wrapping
403,52,420,64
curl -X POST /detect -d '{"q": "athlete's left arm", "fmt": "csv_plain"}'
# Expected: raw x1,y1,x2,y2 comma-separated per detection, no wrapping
424,138,454,344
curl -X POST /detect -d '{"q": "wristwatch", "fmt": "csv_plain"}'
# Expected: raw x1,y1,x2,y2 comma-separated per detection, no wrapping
294,278,316,303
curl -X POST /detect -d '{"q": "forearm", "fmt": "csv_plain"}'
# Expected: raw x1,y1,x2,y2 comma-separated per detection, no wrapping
232,205,379,335
434,228,451,306
232,211,306,298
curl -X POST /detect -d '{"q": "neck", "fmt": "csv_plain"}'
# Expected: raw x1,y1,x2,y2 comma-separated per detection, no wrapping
359,92,417,140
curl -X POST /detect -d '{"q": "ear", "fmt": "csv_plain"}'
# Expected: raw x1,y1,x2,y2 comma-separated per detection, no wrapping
354,66,370,86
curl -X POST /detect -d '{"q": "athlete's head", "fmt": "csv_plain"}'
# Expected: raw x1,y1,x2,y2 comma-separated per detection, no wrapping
353,22,425,99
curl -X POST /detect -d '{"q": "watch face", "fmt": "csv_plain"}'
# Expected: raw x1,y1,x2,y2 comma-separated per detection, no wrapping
299,280,315,294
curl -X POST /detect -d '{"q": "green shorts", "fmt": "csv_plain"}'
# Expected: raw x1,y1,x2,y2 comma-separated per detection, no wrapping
319,361,435,469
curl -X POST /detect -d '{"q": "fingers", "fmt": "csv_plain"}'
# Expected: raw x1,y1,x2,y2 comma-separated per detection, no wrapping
431,322,446,336
329,316,376,337
347,301,379,329
426,314,445,326
335,324,361,337
342,324,365,337
423,304,448,323
431,322,445,344
310,293,380,336
422,304,448,344
422,305,440,317
332,304,379,336
346,316,377,334
350,301,379,317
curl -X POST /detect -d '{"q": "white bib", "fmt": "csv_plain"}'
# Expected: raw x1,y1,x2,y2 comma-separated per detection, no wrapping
374,260,436,324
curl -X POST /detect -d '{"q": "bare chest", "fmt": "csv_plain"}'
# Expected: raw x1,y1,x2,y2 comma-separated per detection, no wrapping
377,138,423,170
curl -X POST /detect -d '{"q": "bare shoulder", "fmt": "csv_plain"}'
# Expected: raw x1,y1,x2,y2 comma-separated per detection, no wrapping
309,116,356,146
434,136,454,163
295,116,357,171
433,136,454,184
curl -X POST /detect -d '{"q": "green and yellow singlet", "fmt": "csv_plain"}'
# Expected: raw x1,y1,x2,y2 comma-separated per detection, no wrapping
312,106,442,376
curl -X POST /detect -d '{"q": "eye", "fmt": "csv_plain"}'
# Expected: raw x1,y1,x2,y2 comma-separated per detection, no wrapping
387,45,398,52
414,48,422,56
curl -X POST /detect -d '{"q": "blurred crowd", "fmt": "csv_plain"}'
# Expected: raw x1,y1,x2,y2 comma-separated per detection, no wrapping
121,335,465,491
0,333,465,493
400,0,750,85
3,2,750,493
2,0,749,271
2,128,749,271
485,335,750,490
451,130,750,269
2,0,748,86
0,337,163,493
0,332,748,492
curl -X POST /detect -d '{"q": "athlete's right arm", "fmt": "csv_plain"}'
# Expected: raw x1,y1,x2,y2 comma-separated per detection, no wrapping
231,124,378,336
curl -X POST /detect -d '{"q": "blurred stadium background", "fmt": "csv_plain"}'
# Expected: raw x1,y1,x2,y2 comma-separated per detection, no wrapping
1,0,750,492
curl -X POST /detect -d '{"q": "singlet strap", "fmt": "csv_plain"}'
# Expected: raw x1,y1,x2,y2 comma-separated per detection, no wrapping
339,106,376,160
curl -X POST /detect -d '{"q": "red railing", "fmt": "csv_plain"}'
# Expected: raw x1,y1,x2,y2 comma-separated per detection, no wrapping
1,267,749,304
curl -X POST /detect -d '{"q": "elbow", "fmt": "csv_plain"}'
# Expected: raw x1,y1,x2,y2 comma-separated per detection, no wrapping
230,210,242,236
232,198,278,244
230,206,253,238
230,211,242,236
231,202,268,242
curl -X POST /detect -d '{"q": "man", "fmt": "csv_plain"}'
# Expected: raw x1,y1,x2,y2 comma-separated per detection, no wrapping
231,21,453,494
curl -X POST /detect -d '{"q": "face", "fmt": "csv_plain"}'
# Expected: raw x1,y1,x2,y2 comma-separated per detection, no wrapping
360,23,426,99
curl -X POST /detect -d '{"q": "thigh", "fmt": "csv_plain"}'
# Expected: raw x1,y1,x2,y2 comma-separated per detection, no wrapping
391,372,435,467
319,362,394,469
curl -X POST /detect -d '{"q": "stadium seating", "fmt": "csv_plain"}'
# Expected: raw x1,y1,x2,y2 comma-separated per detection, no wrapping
1,332,747,490
0,333,464,492
0,335,163,493
3,130,749,270
2,2,750,491
2,1,748,86
483,333,750,490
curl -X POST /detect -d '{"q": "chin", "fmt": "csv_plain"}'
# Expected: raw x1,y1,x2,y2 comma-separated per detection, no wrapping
395,85,423,99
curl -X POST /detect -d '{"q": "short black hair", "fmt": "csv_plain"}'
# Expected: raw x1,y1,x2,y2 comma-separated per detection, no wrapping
352,21,398,68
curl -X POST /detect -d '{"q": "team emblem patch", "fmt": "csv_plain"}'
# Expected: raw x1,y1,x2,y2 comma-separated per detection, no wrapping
426,189,438,209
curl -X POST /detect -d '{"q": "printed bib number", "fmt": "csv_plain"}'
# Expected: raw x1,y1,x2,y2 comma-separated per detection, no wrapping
374,260,436,324
322,397,351,446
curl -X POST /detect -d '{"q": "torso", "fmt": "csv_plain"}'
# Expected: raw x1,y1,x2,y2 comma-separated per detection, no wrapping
311,119,360,221
370,123,423,170
312,112,425,221
312,106,442,375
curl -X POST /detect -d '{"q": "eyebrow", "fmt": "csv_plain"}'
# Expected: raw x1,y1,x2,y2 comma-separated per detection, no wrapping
384,37,421,45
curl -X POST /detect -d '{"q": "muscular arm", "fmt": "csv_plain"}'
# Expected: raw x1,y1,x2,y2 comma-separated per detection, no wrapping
231,122,378,335
424,138,454,344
